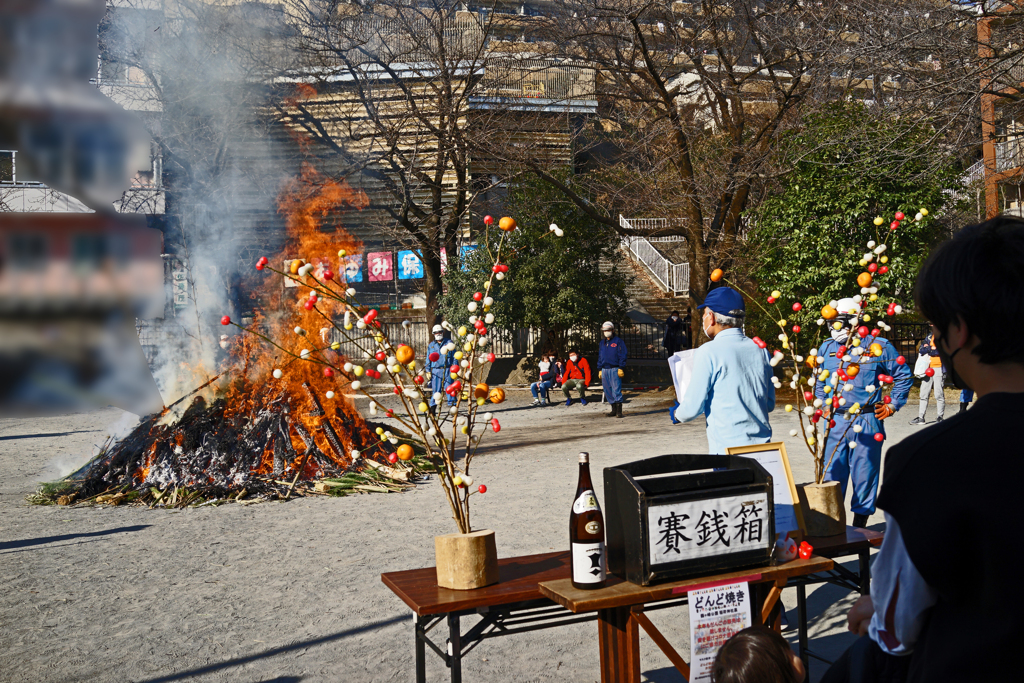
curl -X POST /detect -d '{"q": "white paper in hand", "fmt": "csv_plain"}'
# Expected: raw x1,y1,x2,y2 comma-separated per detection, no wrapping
668,349,697,406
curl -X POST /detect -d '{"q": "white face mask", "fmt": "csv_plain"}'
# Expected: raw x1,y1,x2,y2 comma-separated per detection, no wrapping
830,325,849,344
603,330,613,338
434,334,443,341
570,355,578,362
702,311,713,339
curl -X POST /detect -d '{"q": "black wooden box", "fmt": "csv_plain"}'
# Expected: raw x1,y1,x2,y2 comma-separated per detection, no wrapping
604,454,775,586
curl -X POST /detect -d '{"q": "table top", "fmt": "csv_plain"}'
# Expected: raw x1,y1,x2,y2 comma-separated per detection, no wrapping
538,556,833,614
382,550,572,616
380,529,876,618
805,526,884,557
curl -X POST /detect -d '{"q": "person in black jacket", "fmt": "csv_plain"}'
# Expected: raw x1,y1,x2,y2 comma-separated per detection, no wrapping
663,311,687,354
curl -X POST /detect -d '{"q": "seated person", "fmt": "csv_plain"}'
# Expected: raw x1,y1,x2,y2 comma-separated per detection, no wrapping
530,352,557,406
561,349,591,406
712,626,804,683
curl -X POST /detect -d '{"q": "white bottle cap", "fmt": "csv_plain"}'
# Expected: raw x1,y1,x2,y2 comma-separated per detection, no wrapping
579,452,590,463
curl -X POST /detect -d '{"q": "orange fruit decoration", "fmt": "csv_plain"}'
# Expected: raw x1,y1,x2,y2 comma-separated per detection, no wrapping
857,272,873,288
869,343,884,357
498,216,517,231
710,268,724,282
474,382,490,399
845,363,860,378
395,344,415,364
805,356,819,369
488,386,506,404
396,444,415,461
821,305,838,320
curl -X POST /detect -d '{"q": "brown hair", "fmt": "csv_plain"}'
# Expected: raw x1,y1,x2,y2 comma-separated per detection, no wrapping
711,627,801,683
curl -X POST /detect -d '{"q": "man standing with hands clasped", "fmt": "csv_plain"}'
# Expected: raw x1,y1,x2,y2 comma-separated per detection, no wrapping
597,321,627,417
674,287,775,454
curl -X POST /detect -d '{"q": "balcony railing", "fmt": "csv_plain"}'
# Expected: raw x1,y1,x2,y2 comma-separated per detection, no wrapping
995,136,1024,173
479,59,594,102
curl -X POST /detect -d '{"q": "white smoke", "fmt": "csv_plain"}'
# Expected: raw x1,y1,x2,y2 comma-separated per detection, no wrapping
42,409,141,480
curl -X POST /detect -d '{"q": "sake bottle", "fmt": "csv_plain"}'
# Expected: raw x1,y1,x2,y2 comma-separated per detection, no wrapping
570,452,607,589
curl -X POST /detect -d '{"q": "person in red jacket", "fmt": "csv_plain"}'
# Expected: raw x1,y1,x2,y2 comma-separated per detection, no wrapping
561,349,591,406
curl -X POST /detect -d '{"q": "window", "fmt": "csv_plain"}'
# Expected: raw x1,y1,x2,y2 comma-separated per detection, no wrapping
9,234,48,271
0,150,43,187
72,235,109,272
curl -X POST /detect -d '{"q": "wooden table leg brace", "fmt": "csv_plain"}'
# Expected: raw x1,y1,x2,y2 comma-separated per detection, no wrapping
631,607,691,680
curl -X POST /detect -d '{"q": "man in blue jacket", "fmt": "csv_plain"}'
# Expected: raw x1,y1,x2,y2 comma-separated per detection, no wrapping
674,287,775,454
598,321,628,417
814,297,913,527
425,324,455,411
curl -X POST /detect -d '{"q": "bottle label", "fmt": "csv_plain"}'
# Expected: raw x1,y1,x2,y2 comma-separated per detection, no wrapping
572,542,606,584
572,490,599,514
585,520,601,535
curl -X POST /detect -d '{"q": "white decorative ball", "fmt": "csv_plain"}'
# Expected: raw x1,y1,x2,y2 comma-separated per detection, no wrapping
272,369,283,379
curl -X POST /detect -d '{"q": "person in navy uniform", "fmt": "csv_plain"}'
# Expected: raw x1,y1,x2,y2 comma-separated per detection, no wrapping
814,297,913,528
425,323,455,411
598,321,628,417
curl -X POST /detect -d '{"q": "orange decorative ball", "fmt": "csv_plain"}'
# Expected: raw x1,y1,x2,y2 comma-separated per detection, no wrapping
498,216,517,232
821,305,838,320
395,344,415,364
857,272,873,288
845,363,860,378
474,382,490,399
488,386,506,404
396,444,415,461
710,268,724,282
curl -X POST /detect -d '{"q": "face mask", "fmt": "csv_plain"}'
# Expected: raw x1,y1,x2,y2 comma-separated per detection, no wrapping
934,330,972,391
671,316,678,321
702,311,714,339
434,334,443,341
830,327,849,344
603,331,613,338
570,355,578,362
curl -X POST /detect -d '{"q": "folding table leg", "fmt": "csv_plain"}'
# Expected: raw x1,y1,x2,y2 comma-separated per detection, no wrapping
414,614,426,683
447,612,462,683
859,550,871,595
598,606,640,683
797,584,810,677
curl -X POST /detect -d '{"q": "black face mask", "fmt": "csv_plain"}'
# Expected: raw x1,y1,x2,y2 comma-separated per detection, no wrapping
934,330,972,392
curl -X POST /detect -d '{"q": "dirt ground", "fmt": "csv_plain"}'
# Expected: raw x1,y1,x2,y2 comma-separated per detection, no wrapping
1,386,941,683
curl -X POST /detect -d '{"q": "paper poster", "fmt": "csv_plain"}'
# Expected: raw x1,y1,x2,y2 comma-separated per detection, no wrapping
647,492,769,565
726,443,802,537
344,255,363,283
668,349,697,406
440,247,448,274
459,244,478,271
397,250,423,279
688,581,752,683
367,251,392,282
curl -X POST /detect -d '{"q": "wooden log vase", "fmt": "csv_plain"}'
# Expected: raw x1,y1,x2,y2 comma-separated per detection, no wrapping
434,529,499,590
796,481,847,537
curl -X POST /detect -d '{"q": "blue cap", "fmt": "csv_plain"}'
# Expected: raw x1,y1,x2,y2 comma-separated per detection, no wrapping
698,287,745,316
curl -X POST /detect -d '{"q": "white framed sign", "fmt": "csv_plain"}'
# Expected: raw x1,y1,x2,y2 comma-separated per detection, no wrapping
726,442,805,538
647,491,769,565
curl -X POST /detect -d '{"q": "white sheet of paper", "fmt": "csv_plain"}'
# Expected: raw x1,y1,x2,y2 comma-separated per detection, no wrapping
688,581,753,683
732,446,800,537
668,349,697,406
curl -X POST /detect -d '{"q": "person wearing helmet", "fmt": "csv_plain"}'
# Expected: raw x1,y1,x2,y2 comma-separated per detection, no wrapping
674,287,775,454
597,321,628,417
814,297,912,528
426,323,456,409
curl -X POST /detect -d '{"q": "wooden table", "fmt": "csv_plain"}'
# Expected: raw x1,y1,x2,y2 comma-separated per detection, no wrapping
383,551,596,683
538,556,833,683
793,526,885,670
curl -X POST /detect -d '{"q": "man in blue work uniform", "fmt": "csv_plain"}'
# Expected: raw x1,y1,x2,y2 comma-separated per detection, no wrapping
674,287,775,454
597,321,628,418
814,297,912,528
425,324,455,412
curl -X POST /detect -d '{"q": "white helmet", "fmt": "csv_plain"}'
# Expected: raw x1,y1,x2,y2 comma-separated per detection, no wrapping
601,321,615,331
432,324,444,334
835,298,859,317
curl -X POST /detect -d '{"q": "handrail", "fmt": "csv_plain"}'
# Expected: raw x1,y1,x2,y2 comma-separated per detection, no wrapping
619,215,690,296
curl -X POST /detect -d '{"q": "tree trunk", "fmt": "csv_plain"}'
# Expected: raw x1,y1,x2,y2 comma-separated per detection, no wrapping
422,250,443,327
688,240,710,348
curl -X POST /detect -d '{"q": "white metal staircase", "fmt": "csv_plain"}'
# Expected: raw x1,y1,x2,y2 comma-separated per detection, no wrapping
619,215,690,296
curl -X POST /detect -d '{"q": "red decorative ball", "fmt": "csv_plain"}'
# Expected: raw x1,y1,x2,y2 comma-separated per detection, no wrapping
838,345,847,356
814,409,823,417
363,309,378,323
255,262,265,270
890,221,900,231
804,391,813,401
323,270,334,280
792,302,802,312
925,367,935,377
871,329,881,336
376,351,386,361
303,300,314,310
477,484,487,494
868,263,878,273
883,395,892,404
393,387,402,395
491,418,501,432
792,325,801,333
429,352,440,362
483,215,493,225
450,364,460,374
894,211,905,220
498,264,509,273
811,414,820,423
486,353,496,363
221,315,231,325
473,292,483,301
324,367,334,377
874,433,885,442
829,419,836,429
879,266,889,274
767,296,776,304
414,375,425,385
387,453,398,464
492,264,501,273
896,355,906,365
857,326,869,338
477,326,487,336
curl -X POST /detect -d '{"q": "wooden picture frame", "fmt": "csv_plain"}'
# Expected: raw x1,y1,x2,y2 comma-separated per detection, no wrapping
726,442,806,538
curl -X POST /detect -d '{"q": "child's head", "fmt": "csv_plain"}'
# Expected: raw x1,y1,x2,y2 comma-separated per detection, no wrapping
711,627,804,683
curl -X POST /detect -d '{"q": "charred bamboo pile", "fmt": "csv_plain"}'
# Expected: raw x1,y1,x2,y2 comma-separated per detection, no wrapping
29,388,431,508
